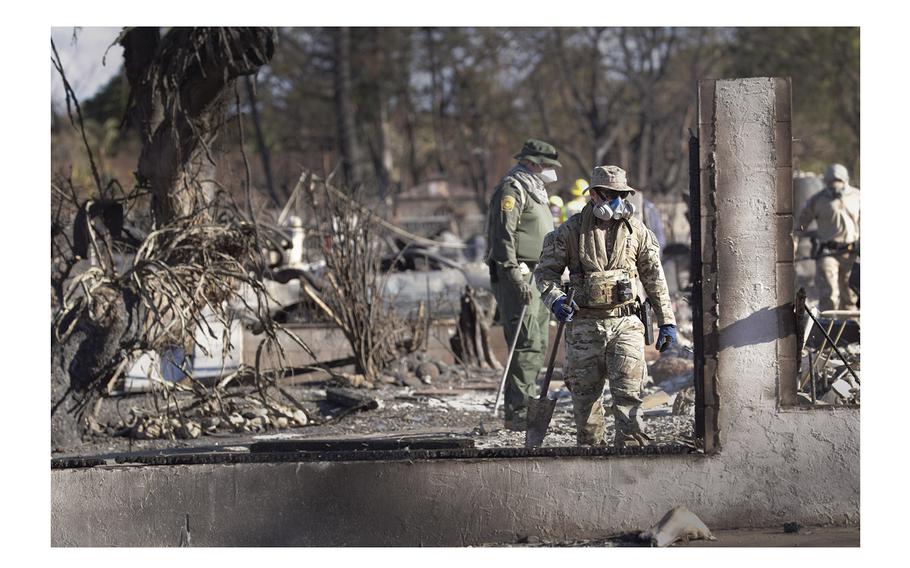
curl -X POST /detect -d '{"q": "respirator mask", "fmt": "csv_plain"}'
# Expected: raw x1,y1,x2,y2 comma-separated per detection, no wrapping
830,180,846,197
593,194,635,221
538,168,558,184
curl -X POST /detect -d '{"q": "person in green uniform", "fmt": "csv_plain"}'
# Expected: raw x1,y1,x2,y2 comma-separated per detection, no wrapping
485,139,561,430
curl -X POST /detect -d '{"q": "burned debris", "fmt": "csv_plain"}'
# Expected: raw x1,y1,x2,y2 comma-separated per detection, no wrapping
51,24,704,455
48,24,863,546
52,176,702,453
795,289,861,406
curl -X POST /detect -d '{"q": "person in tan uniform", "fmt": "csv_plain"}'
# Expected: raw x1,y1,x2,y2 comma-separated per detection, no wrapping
797,163,860,311
534,165,677,447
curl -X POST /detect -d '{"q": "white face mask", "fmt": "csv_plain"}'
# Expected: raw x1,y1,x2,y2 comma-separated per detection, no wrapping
593,195,635,221
538,168,558,184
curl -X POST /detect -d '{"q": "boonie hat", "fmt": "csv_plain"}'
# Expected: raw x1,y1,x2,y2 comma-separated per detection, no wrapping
583,165,637,195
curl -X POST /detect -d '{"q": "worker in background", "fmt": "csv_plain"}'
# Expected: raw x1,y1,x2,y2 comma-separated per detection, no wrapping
797,163,860,311
565,178,589,219
629,191,667,254
549,194,566,227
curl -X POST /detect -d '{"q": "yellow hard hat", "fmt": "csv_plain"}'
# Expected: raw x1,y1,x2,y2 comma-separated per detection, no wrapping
548,195,564,208
570,178,588,197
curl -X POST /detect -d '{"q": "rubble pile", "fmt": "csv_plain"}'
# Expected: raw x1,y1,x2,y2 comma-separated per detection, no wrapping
649,354,694,384
797,304,860,406
802,341,860,405
59,276,708,456
638,343,696,418
70,351,697,455
387,351,452,387
104,397,310,441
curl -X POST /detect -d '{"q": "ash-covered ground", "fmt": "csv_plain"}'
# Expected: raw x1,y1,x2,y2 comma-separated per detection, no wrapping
53,347,697,458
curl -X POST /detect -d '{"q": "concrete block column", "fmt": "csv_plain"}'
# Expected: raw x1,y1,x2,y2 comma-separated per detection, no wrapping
698,77,799,446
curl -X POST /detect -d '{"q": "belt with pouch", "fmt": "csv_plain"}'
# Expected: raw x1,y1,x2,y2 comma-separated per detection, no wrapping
574,302,638,319
819,241,857,254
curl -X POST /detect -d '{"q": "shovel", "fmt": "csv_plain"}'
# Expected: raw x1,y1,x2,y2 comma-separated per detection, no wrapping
525,290,575,448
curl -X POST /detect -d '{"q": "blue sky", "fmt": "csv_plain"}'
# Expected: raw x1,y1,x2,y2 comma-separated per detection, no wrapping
51,27,123,112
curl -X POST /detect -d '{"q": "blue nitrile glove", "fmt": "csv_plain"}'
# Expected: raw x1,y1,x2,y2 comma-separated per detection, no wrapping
655,324,677,353
552,295,580,323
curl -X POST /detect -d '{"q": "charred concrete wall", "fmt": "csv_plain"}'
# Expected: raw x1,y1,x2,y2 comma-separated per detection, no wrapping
51,78,859,546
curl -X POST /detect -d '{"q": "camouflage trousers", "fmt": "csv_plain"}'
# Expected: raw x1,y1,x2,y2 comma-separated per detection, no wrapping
816,251,858,312
564,315,647,446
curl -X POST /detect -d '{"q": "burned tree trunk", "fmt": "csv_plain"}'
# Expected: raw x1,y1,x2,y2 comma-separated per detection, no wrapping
244,75,280,206
332,27,363,191
451,286,501,370
124,27,276,225
51,27,277,450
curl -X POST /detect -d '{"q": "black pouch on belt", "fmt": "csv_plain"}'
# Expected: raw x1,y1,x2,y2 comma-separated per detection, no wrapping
639,298,654,345
614,279,634,304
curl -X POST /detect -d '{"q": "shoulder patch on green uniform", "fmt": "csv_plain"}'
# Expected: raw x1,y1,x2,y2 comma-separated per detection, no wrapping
501,195,516,211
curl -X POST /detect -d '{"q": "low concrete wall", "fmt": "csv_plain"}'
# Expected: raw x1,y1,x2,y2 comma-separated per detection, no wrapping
52,428,857,547
51,78,859,546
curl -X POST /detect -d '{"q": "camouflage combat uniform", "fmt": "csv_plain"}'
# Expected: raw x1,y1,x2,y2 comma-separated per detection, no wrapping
798,164,860,312
534,203,675,446
485,163,555,424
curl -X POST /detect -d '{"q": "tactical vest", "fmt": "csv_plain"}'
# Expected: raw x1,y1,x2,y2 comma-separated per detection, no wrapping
564,219,639,310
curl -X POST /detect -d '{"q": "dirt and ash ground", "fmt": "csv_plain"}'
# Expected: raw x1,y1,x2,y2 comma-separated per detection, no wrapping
54,347,697,458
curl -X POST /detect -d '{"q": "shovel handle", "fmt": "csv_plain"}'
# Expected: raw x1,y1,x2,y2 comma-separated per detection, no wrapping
537,289,575,402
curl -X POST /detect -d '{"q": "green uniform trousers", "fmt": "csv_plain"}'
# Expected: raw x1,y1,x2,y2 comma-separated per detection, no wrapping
492,277,550,421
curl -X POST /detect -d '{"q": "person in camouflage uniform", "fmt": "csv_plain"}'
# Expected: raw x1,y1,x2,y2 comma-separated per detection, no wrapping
534,165,677,447
485,139,561,430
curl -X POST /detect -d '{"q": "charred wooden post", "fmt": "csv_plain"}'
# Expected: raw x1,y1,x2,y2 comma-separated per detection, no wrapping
451,286,501,370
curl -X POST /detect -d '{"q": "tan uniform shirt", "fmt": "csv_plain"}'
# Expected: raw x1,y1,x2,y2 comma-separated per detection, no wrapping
798,186,860,244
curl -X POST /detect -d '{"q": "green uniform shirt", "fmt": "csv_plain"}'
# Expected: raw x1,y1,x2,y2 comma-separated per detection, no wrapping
485,165,554,278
